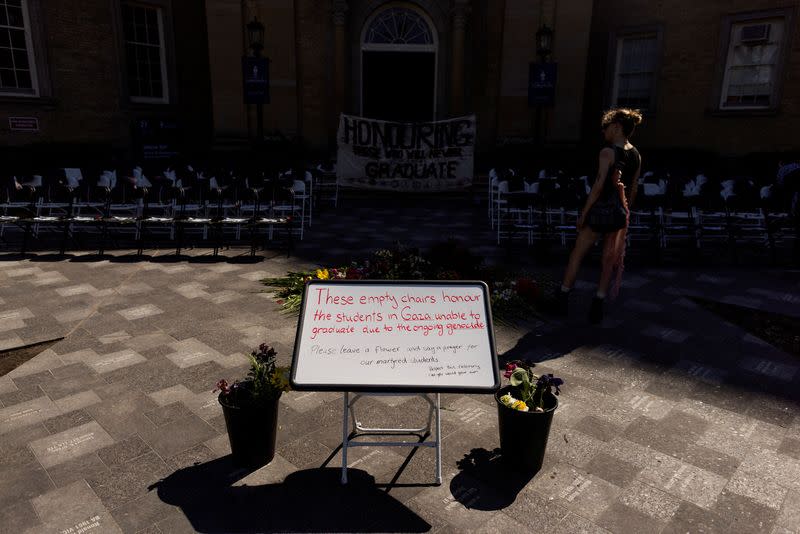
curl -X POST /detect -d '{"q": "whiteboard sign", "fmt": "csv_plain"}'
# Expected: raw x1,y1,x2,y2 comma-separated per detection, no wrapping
291,281,499,392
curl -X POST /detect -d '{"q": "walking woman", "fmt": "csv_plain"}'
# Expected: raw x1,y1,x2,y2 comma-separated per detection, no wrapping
555,108,643,323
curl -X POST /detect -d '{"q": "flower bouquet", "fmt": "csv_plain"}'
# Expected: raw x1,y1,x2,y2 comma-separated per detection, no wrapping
215,344,290,467
498,361,563,412
495,360,564,472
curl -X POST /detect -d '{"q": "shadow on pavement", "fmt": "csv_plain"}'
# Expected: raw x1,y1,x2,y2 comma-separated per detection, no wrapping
150,458,431,533
450,447,534,511
0,250,268,264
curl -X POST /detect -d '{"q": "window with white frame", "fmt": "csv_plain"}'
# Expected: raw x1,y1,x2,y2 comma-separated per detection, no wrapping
122,2,168,103
720,19,784,109
612,33,658,110
0,0,37,95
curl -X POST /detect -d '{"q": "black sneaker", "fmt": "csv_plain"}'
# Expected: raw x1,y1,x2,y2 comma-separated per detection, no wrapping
589,296,604,324
553,289,570,316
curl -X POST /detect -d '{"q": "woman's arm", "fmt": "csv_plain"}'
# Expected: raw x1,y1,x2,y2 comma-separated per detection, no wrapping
578,148,615,229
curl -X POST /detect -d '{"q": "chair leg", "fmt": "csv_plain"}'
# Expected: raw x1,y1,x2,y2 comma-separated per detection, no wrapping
59,221,69,255
137,223,145,256
175,222,183,256
98,222,108,256
21,220,31,256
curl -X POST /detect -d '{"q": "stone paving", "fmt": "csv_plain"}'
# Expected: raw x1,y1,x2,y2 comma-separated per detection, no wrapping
0,196,799,533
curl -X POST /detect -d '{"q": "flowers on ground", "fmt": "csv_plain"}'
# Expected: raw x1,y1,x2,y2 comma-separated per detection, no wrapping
262,242,553,321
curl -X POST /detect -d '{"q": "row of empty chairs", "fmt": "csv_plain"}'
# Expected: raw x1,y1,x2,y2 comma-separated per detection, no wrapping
489,167,799,263
0,163,338,255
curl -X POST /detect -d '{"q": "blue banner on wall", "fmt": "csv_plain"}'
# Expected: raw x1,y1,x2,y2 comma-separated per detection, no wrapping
529,62,557,107
242,57,270,104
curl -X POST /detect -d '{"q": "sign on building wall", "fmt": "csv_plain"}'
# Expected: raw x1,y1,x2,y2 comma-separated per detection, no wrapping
336,114,476,192
8,117,39,132
529,62,558,107
242,57,270,104
134,119,180,160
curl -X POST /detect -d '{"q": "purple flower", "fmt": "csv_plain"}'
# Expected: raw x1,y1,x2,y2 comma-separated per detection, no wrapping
536,374,564,396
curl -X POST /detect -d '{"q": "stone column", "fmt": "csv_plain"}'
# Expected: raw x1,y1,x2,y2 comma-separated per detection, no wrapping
450,0,469,117
332,0,348,135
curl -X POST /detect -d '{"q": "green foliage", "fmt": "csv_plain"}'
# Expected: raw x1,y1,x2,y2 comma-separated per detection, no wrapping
261,242,551,323
502,361,564,412
216,344,290,408
509,367,532,403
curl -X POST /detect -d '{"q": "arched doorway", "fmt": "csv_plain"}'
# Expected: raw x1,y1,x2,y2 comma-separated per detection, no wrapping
360,5,437,122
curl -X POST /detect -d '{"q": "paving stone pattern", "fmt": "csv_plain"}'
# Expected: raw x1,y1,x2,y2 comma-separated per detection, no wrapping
0,198,799,533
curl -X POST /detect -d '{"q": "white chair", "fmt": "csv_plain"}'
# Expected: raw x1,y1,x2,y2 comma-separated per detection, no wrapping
495,182,534,245
272,180,306,240
315,163,338,208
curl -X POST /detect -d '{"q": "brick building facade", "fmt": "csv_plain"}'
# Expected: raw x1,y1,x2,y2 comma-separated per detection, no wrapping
1,0,797,167
584,0,800,159
208,0,799,163
207,0,595,156
0,0,212,166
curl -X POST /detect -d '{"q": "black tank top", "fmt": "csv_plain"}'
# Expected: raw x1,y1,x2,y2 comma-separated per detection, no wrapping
593,144,641,199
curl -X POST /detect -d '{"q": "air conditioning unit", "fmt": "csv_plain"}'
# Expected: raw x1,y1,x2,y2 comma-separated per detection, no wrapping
740,23,771,44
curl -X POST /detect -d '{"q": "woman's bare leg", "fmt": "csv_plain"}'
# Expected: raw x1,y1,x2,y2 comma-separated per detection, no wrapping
597,231,622,296
562,227,600,289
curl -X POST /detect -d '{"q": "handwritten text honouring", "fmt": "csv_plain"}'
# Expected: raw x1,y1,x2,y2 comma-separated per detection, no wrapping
295,283,496,389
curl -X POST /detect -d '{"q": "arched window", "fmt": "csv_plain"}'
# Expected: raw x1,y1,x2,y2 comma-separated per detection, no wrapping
363,7,433,46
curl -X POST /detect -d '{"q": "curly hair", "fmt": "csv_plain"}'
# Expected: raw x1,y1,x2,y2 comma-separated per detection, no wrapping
602,108,643,137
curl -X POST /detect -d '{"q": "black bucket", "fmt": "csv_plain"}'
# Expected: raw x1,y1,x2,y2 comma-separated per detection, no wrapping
495,385,558,474
219,394,280,468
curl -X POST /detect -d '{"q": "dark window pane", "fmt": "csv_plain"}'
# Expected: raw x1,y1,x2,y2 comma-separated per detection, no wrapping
148,46,159,63
0,7,8,27
149,24,159,46
146,10,159,45
151,80,162,98
0,68,16,87
145,9,157,30
9,29,24,48
0,30,9,48
135,24,146,43
140,77,152,97
12,48,27,69
15,68,29,88
0,48,11,68
7,0,22,7
150,61,161,81
134,6,145,26
6,6,22,27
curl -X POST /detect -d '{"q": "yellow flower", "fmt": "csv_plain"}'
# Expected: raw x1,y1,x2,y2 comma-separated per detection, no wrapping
500,393,516,407
511,400,529,412
316,268,330,280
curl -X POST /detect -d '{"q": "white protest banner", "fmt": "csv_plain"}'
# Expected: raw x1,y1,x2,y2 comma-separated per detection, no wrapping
336,114,476,192
291,281,499,392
